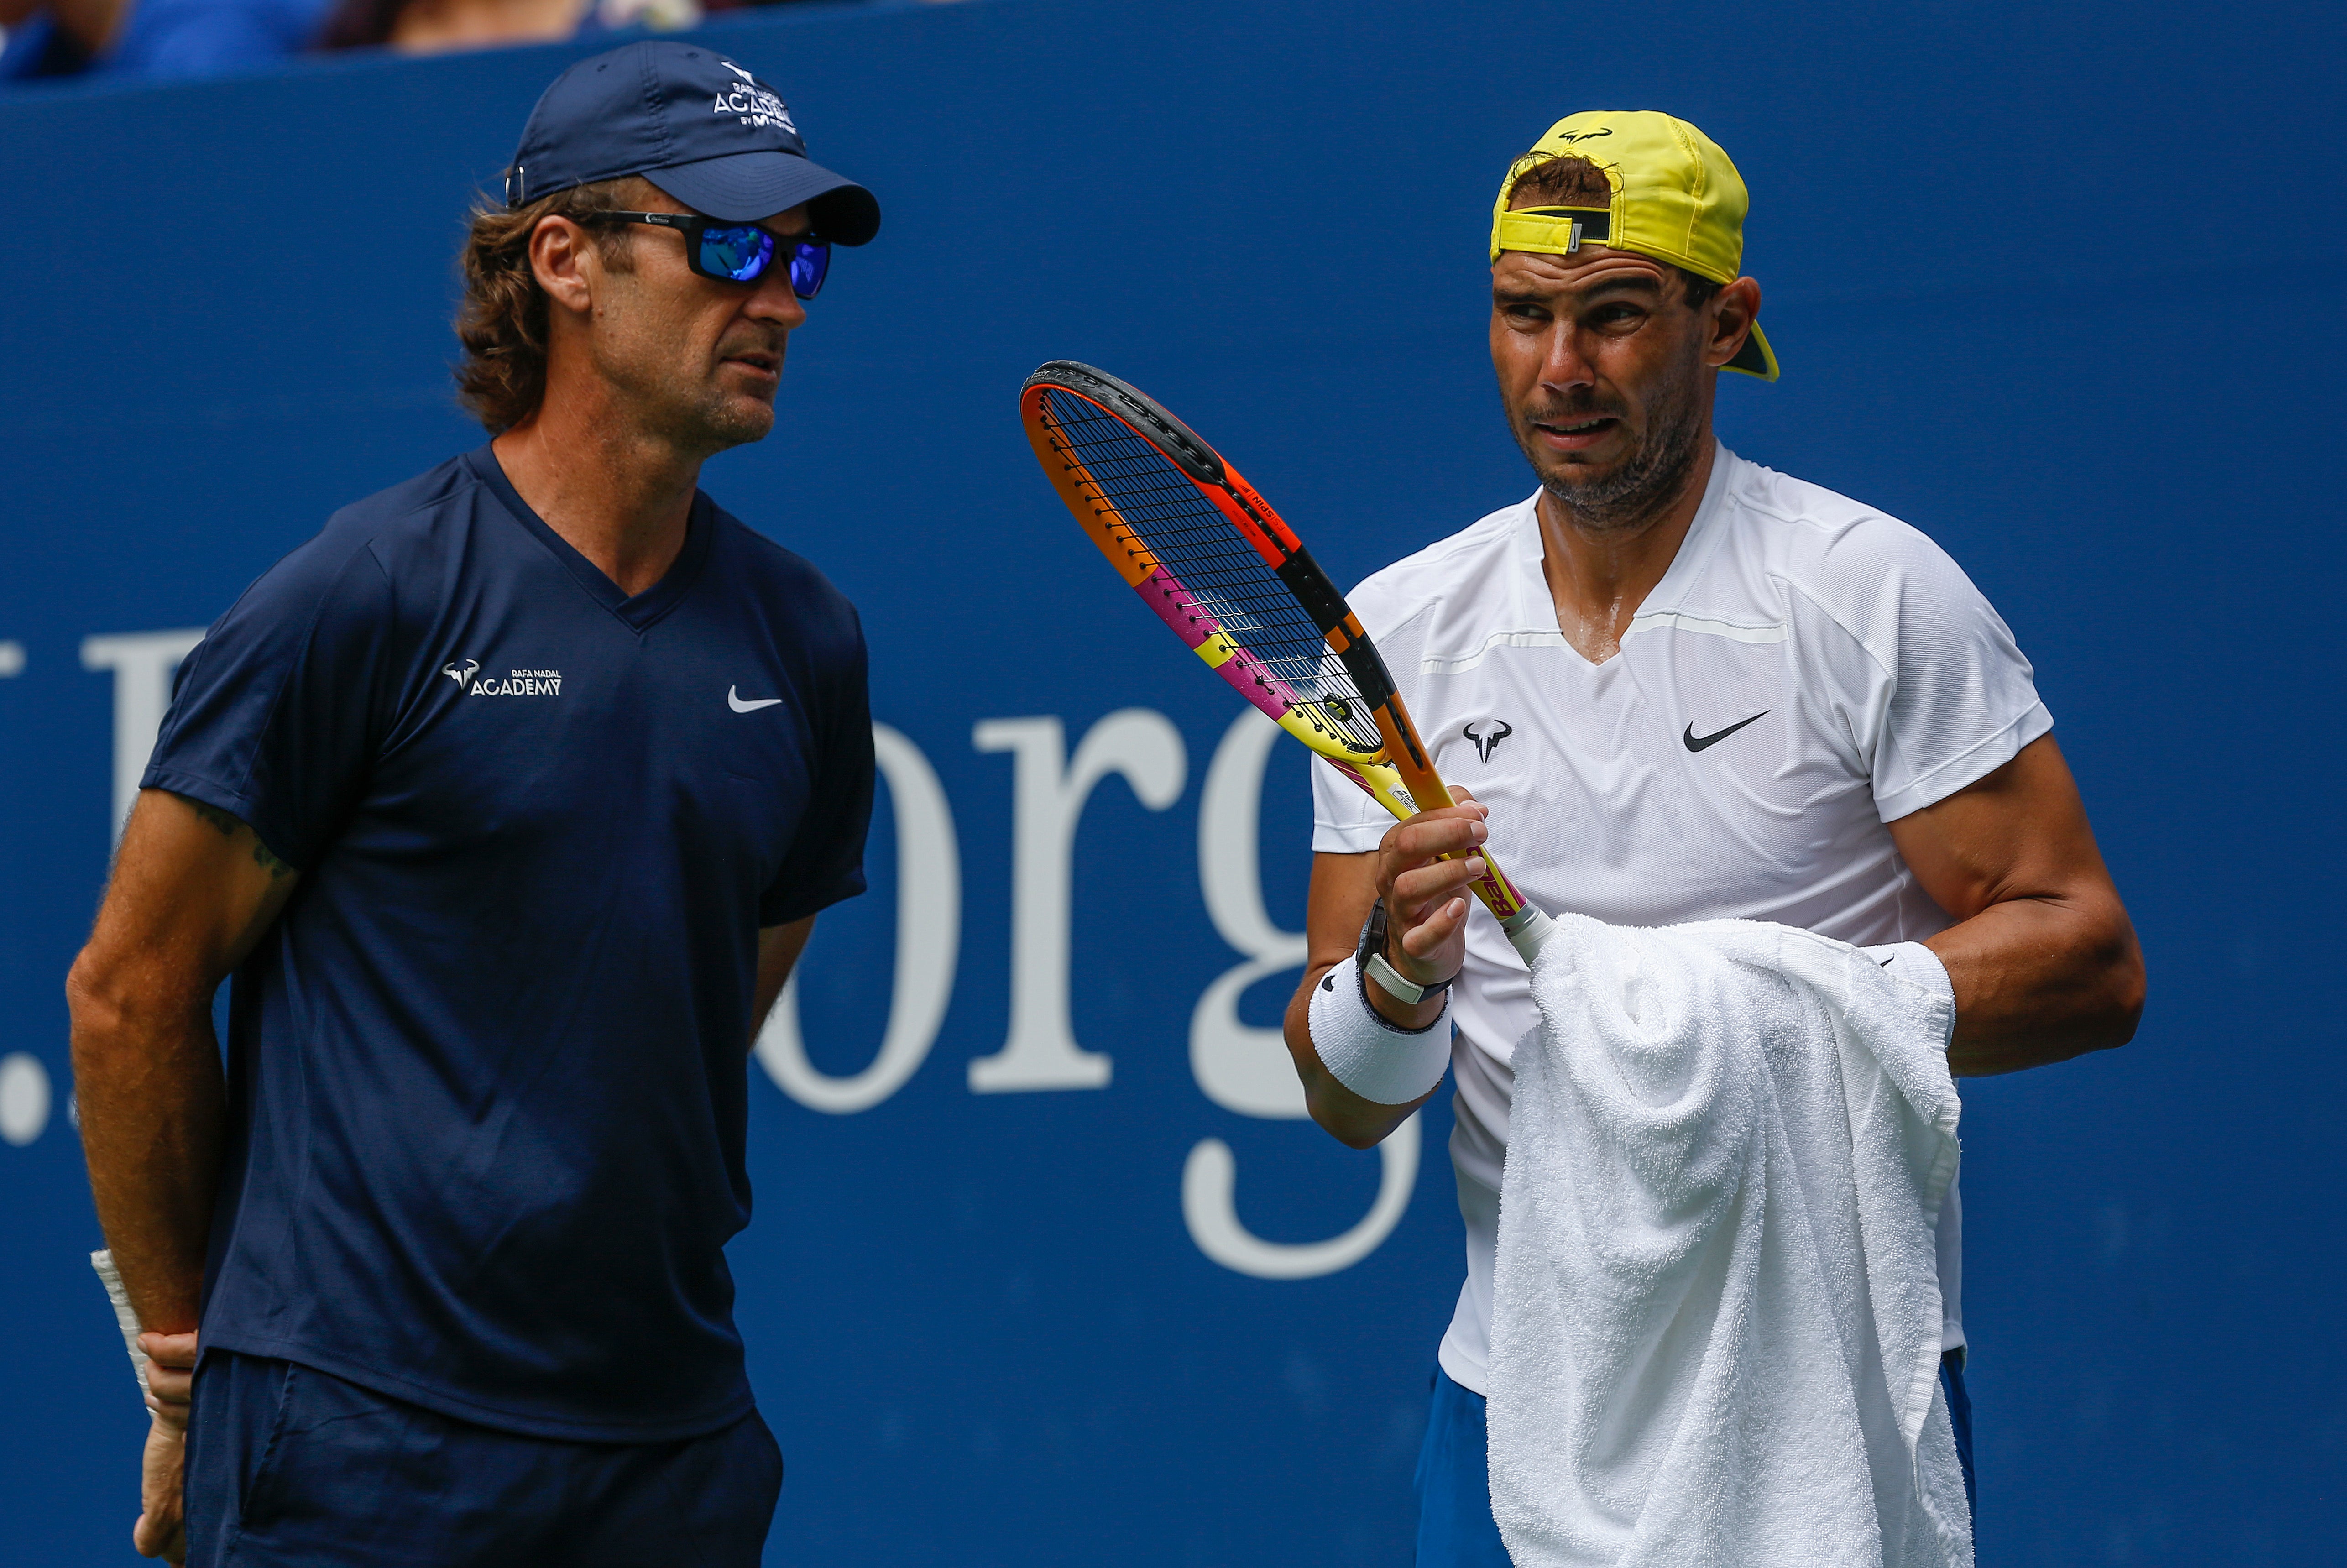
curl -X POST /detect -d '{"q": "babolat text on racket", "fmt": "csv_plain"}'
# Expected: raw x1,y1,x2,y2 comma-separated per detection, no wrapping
1018,360,1554,963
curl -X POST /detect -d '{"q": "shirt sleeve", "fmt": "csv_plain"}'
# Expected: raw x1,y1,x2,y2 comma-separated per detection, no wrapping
1310,753,1392,854
141,536,395,870
759,609,874,927
1794,517,2053,824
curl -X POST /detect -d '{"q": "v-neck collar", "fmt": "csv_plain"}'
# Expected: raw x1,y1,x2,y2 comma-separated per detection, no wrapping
1509,440,1736,666
466,444,713,634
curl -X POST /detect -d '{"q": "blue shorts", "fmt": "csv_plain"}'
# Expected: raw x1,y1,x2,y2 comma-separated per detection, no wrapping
1413,1355,1977,1564
185,1351,783,1568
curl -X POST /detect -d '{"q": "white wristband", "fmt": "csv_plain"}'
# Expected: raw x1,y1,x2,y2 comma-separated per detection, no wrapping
1307,953,1453,1106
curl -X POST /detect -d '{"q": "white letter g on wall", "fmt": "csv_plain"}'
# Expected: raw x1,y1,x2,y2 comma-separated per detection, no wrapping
1182,710,1418,1280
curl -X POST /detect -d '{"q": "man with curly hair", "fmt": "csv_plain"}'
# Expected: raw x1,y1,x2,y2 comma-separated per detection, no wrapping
65,40,880,1566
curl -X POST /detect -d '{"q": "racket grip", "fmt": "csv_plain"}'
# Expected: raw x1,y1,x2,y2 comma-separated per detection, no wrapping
1402,767,1553,966
1465,849,1554,967
91,1249,153,1403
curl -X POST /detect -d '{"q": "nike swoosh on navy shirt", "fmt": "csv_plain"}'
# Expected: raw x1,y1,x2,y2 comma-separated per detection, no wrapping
728,686,783,712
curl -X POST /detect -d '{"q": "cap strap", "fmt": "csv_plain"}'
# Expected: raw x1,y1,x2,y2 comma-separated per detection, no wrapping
1492,206,1611,259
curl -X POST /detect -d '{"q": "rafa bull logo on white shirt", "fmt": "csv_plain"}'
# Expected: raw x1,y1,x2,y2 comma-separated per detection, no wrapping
1463,719,1514,762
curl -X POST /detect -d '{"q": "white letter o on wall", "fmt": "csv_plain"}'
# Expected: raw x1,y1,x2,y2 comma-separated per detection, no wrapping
757,724,961,1114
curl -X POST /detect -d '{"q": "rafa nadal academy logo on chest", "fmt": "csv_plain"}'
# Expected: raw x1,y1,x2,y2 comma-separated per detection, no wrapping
442,659,561,697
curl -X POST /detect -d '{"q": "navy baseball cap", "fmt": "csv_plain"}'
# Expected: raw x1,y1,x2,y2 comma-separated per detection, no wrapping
503,41,880,246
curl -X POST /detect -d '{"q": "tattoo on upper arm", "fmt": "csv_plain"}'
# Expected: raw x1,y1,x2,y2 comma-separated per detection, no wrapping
176,795,296,879
185,799,241,838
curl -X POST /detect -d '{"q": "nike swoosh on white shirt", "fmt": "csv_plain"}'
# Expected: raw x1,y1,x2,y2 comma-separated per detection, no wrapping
727,685,783,713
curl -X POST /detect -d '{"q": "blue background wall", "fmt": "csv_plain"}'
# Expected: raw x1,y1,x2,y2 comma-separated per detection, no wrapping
3,0,2342,1561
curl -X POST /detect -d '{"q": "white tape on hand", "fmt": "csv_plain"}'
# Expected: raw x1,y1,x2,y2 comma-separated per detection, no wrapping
90,1249,152,1403
1307,953,1453,1107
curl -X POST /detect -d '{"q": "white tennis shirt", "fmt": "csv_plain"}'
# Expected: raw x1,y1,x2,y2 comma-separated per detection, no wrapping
1310,445,2051,1395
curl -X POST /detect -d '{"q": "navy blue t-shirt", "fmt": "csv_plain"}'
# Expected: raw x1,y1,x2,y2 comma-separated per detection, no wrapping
146,446,872,1440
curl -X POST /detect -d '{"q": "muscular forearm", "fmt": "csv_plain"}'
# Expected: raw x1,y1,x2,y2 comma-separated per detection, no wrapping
1886,737,2145,1077
1925,891,2144,1076
67,964,227,1333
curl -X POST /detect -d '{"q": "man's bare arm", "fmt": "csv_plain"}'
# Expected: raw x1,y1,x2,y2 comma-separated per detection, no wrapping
69,789,301,1562
68,790,298,1333
1889,734,2145,1076
748,916,815,1051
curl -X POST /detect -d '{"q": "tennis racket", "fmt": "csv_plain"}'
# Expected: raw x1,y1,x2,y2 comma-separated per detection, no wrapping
1018,360,1555,965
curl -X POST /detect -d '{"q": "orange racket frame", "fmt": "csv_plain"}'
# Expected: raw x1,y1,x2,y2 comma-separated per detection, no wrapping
1019,360,1553,960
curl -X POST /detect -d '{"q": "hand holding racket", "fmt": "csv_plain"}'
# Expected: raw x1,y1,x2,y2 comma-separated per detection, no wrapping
1018,361,1556,966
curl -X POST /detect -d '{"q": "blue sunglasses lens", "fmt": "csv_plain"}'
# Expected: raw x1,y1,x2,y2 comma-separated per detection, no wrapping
785,238,830,298
694,227,829,297
696,225,774,283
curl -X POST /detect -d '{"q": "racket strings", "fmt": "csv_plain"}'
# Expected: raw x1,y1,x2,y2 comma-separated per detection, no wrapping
1040,390,1384,754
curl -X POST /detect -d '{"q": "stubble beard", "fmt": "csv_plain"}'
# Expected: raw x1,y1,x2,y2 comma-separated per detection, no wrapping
635,369,774,459
597,310,779,458
1516,347,1705,533
687,388,775,453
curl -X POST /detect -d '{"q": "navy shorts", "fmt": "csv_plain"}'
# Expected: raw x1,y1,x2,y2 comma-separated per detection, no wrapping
1412,1355,1977,1564
185,1351,784,1568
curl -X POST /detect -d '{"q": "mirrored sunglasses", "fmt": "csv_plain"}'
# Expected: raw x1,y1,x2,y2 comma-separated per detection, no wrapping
586,211,830,298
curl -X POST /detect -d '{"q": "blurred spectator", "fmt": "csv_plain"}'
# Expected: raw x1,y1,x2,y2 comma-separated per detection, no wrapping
0,0,329,80
316,0,697,53
0,0,845,84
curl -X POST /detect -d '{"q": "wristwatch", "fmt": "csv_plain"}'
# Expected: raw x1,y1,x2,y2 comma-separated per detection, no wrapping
1356,898,1456,1007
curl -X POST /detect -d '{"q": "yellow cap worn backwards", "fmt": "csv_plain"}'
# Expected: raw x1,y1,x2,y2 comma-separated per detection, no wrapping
1491,110,1778,382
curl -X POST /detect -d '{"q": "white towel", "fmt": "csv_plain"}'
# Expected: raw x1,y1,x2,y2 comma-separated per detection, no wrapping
1486,915,1972,1568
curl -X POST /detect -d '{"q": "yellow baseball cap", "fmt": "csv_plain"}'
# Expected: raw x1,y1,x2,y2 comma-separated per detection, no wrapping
1490,111,1778,382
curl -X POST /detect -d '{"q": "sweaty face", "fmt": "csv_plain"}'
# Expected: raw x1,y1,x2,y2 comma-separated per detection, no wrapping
1490,246,1713,531
585,200,810,455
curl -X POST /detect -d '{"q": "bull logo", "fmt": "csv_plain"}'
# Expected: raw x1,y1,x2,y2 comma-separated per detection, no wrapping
1464,719,1513,763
